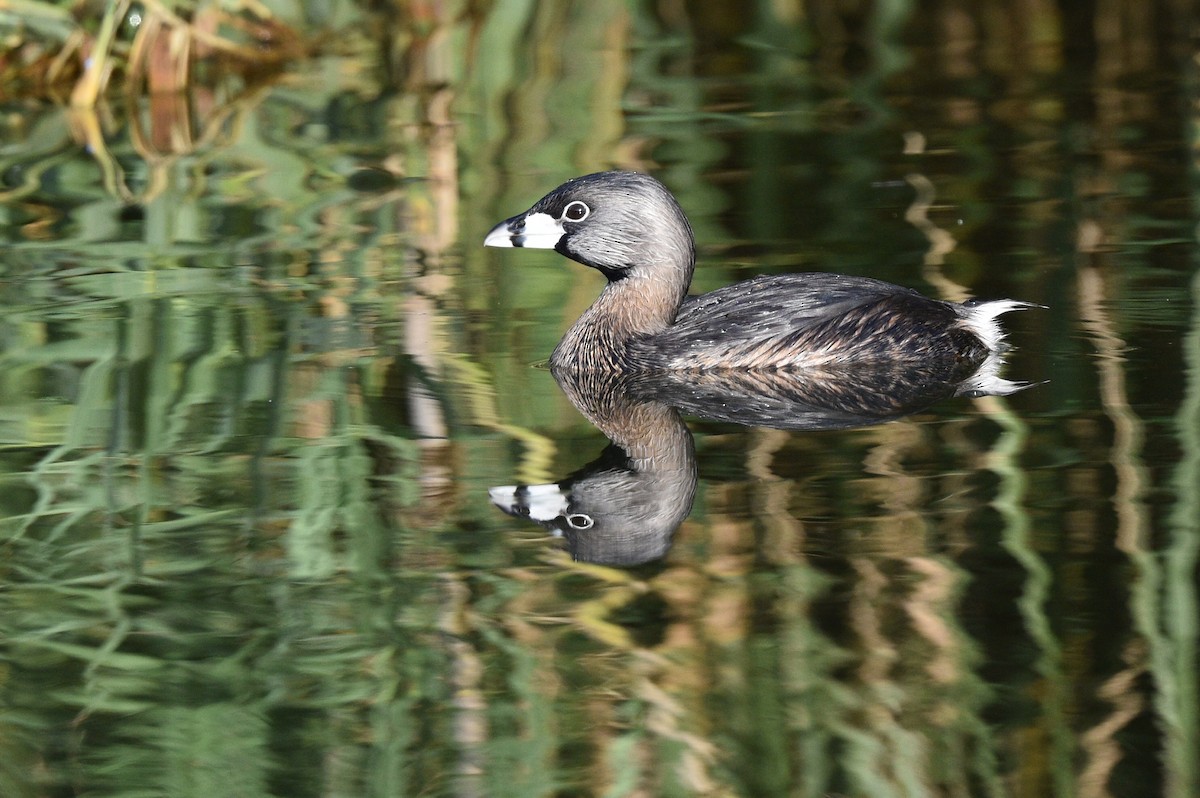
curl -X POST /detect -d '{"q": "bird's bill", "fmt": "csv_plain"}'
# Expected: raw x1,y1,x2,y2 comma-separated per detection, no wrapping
488,483,569,527
483,211,563,249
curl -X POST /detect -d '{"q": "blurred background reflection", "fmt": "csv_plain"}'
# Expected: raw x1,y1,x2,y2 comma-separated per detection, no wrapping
1,1,1197,796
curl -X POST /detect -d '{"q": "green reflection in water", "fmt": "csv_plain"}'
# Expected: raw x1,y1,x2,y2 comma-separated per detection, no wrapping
1,1,1199,797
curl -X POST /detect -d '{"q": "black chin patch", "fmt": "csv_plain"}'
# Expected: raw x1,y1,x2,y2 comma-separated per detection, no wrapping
556,239,628,281
596,264,629,282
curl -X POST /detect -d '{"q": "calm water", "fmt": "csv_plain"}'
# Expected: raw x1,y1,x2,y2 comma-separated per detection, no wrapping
1,2,1198,797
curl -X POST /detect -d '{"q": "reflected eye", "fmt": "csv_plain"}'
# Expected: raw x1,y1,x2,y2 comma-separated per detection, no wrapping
562,201,590,222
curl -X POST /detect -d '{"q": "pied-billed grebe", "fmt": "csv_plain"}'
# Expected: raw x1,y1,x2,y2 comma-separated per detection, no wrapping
485,171,1033,374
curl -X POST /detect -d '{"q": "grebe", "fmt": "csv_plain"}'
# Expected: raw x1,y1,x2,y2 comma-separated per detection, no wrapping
484,171,1033,375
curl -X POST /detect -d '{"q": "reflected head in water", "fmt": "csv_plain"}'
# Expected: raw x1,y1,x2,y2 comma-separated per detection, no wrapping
484,171,1037,378
490,370,697,567
489,439,696,567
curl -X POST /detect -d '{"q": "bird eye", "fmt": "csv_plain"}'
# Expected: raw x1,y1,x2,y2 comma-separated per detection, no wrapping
562,201,590,222
566,513,593,530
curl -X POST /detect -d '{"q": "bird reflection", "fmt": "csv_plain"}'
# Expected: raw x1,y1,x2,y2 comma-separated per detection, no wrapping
489,369,697,566
490,357,1030,566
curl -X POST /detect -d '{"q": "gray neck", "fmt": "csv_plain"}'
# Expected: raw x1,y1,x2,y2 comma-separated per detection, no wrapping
550,254,694,372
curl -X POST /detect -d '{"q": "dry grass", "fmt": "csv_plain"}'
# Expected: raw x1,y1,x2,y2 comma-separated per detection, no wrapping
0,0,308,104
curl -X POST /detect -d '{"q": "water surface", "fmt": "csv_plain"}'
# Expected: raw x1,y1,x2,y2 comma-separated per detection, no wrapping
1,3,1198,797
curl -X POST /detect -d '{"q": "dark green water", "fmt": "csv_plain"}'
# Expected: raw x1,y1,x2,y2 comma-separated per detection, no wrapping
1,2,1198,797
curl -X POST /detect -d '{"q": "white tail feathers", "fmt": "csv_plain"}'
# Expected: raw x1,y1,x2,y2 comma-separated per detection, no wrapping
959,299,1041,352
